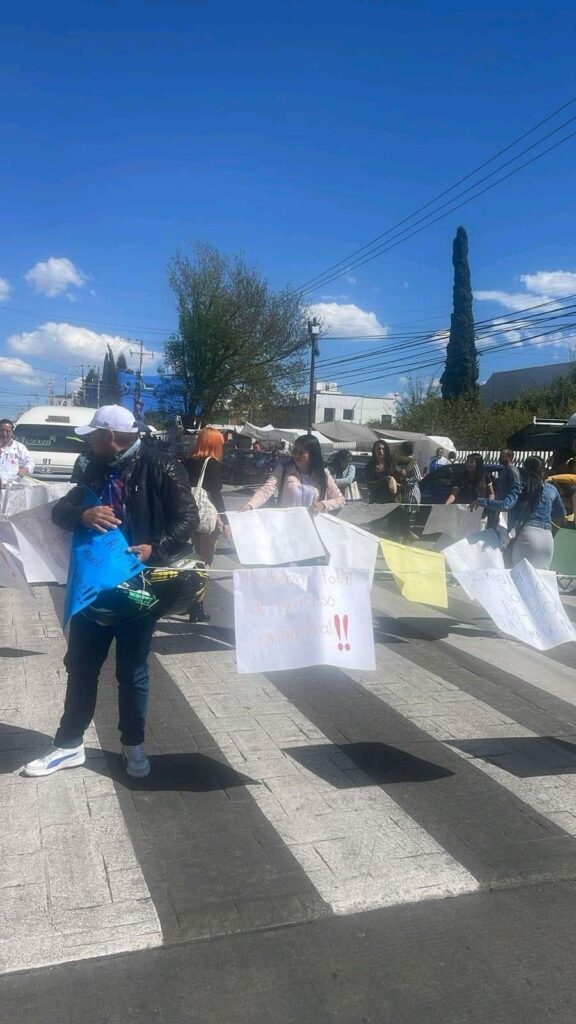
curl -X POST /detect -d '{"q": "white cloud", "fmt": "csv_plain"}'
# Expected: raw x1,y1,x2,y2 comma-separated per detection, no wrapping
0,356,41,385
520,271,576,297
475,270,576,351
474,289,539,313
476,270,576,314
8,322,151,366
308,302,388,338
24,257,86,298
0,277,11,302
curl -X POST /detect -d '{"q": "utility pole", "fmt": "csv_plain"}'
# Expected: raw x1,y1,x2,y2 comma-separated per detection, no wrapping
129,339,155,417
307,317,320,433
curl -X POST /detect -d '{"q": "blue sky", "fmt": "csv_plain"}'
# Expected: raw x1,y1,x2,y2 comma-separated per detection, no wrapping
1,0,575,417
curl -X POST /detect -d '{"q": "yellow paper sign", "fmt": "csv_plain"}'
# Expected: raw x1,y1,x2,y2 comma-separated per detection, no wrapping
380,540,448,608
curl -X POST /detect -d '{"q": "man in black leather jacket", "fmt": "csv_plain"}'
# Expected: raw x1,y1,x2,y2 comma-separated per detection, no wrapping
24,405,199,780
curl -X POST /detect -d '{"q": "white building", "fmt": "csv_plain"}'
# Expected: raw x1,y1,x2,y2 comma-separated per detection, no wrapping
314,382,396,426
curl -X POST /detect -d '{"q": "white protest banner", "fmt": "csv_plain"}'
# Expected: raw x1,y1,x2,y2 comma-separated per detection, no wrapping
315,513,379,585
460,560,576,651
0,481,72,517
7,502,71,584
0,531,29,591
338,502,400,527
422,504,484,543
227,507,325,566
234,566,375,673
444,533,576,650
442,530,505,599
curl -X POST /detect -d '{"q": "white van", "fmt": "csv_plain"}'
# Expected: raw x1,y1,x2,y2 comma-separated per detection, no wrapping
14,406,98,481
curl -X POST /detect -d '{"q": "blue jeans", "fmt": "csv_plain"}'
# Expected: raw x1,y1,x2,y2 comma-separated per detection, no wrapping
54,612,156,748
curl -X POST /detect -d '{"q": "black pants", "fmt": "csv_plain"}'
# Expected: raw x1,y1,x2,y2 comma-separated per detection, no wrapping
54,612,156,748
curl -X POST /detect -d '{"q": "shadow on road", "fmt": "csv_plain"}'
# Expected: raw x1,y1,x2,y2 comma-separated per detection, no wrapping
374,615,497,643
92,749,258,792
285,740,454,785
448,735,576,778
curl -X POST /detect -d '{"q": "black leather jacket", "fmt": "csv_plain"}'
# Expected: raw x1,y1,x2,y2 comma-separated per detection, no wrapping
52,444,199,563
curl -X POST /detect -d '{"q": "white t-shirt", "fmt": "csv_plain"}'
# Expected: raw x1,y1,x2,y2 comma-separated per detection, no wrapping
0,440,35,482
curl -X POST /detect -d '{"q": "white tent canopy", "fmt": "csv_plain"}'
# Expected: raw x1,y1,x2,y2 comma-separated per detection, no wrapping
241,422,336,448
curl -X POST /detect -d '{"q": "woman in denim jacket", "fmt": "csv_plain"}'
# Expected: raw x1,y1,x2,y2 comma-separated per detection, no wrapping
474,456,565,569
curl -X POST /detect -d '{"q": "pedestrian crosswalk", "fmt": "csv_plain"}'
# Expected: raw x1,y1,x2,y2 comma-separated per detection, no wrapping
2,572,576,975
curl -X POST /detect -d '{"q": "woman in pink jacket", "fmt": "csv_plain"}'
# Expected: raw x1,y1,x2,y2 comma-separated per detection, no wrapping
241,435,345,513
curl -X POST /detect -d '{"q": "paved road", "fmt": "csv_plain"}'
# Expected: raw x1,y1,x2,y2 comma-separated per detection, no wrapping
3,497,576,1021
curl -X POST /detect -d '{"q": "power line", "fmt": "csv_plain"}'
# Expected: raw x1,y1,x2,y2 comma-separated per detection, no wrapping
298,96,576,293
302,128,576,294
299,123,576,293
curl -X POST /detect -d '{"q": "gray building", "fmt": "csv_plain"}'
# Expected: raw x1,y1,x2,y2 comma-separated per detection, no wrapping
481,361,575,406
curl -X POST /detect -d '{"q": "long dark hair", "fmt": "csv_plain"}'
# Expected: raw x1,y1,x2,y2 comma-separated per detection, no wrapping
465,453,485,487
330,449,352,476
520,456,545,512
293,434,327,500
366,439,393,475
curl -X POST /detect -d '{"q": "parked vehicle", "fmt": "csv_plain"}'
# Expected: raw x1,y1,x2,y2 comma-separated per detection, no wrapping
14,406,96,481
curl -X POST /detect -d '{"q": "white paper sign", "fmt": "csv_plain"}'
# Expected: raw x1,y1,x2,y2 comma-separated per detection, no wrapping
234,566,376,673
0,536,29,591
315,513,380,586
443,530,506,599
338,502,400,527
423,504,484,542
227,508,325,566
0,505,71,584
1,481,72,517
444,534,576,650
9,502,71,583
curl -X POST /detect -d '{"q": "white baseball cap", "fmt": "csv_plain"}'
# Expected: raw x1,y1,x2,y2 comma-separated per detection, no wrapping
75,405,139,436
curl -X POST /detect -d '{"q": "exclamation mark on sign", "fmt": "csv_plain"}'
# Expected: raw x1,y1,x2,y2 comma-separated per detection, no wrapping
334,614,351,652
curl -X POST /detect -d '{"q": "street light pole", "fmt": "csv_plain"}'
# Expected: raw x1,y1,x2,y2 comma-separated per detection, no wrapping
307,317,320,434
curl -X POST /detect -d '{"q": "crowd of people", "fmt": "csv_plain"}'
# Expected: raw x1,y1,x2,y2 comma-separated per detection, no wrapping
1,404,572,781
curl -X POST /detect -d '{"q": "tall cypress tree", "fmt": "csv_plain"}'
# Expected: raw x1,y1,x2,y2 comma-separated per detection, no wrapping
440,226,478,400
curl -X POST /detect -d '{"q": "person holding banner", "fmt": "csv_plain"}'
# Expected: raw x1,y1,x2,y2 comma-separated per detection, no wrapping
446,453,494,505
23,405,198,780
240,434,344,514
474,456,565,569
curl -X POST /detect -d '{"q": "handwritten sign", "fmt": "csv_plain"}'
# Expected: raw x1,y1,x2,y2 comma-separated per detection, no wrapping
443,530,506,600
1,481,72,517
233,566,375,673
444,534,576,649
315,513,380,585
227,508,325,566
63,527,143,625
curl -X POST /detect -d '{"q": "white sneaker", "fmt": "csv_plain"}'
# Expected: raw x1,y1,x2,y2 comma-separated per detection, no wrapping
122,744,150,778
23,744,85,777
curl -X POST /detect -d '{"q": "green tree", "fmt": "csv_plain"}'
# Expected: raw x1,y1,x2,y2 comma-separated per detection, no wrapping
100,345,120,405
440,226,478,399
116,351,128,372
160,243,309,421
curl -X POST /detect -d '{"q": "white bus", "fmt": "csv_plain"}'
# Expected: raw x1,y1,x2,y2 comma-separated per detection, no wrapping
14,406,97,481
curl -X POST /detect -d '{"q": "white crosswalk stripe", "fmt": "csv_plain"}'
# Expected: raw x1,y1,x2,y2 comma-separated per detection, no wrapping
0,589,162,977
153,637,479,913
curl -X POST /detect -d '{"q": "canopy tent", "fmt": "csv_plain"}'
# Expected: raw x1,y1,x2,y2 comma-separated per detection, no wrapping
240,422,336,451
312,421,378,448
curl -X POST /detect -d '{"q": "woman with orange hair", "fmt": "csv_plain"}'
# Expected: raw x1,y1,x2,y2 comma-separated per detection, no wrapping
184,427,227,621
